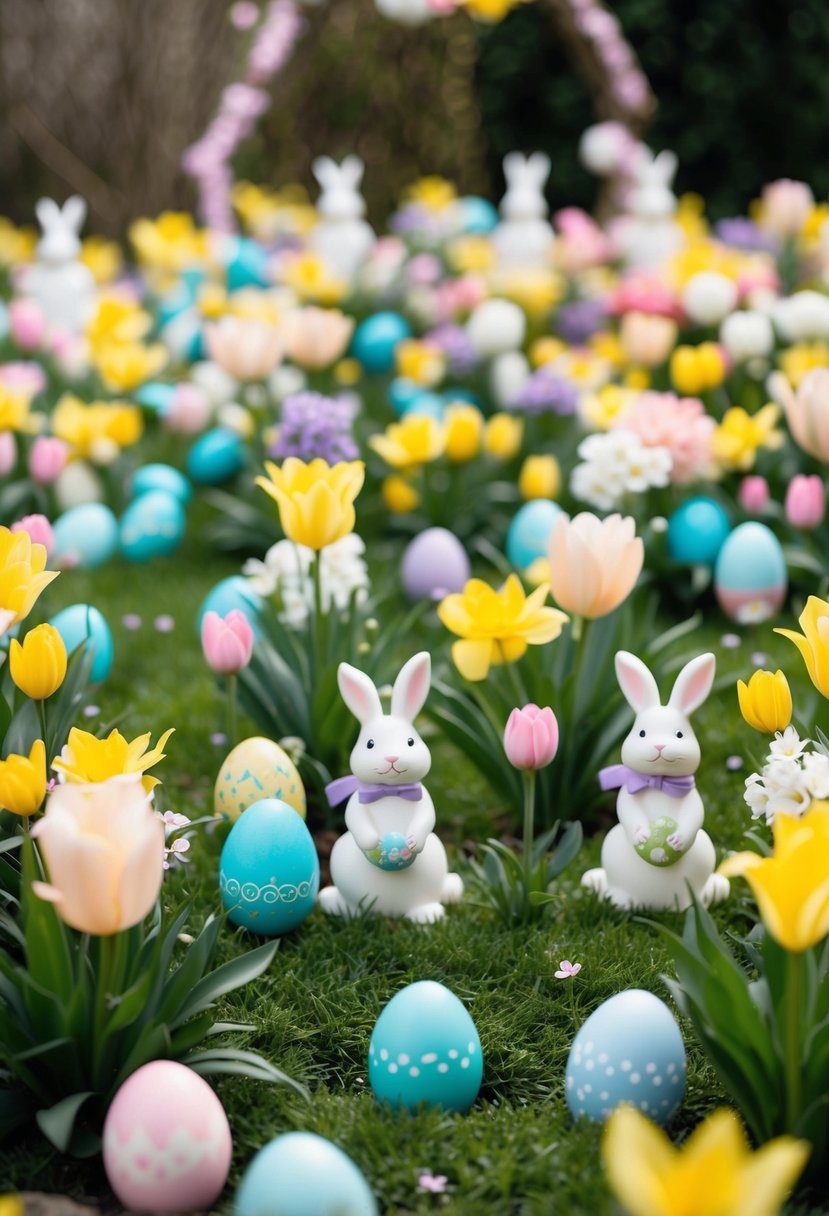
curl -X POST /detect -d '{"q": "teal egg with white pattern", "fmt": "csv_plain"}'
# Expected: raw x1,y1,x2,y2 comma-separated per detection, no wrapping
369,981,483,1113
119,490,186,563
219,799,319,936
235,1132,377,1216
566,989,685,1125
52,503,119,569
132,463,192,505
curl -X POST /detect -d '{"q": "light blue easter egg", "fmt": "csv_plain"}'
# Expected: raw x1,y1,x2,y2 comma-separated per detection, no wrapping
0,301,8,340
52,503,119,570
369,981,483,1113
225,236,270,292
714,521,787,623
365,831,415,871
49,603,113,682
566,989,685,1125
131,463,192,505
388,377,420,415
119,490,186,563
157,286,195,327
352,312,412,374
667,497,731,566
219,798,319,936
400,528,470,601
235,1132,377,1216
135,382,175,414
442,386,482,408
400,391,444,420
458,196,499,235
197,576,262,634
186,427,246,485
506,500,563,571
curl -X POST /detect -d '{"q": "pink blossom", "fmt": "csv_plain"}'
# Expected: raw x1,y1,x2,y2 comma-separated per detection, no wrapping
28,436,69,485
0,361,46,397
435,275,487,322
201,609,254,674
0,431,18,476
785,474,825,530
738,475,770,514
503,704,559,771
612,391,714,484
8,298,45,351
554,207,612,273
606,273,681,320
10,513,55,555
164,383,212,434
417,1172,449,1194
407,253,443,286
230,1,260,29
554,960,582,979
761,178,814,239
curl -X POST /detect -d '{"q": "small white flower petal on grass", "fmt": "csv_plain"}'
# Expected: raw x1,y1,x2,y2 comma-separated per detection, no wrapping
555,960,582,979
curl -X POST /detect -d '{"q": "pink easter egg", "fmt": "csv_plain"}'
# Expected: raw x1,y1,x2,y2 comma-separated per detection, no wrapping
102,1060,232,1213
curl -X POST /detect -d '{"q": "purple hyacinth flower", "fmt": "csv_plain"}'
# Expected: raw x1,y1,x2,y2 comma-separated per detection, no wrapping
270,391,359,464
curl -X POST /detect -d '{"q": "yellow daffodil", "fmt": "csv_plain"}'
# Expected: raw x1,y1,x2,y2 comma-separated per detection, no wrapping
674,192,709,241
0,385,35,434
712,404,783,471
395,340,445,388
444,403,483,462
0,219,36,267
529,337,566,368
256,457,364,550
581,384,635,431
668,237,743,291
775,595,829,697
404,177,457,212
483,413,523,459
437,573,568,681
233,182,317,239
86,294,153,352
720,802,829,951
802,203,829,248
519,454,560,500
670,343,727,395
447,236,494,275
623,368,651,390
129,212,210,278
382,475,420,514
603,1104,808,1216
80,237,123,285
9,624,67,700
51,394,143,463
0,740,47,818
736,669,792,733
778,341,829,389
53,726,174,793
589,331,627,369
197,282,228,320
278,252,346,305
463,0,531,21
0,527,59,637
369,416,445,470
92,341,167,393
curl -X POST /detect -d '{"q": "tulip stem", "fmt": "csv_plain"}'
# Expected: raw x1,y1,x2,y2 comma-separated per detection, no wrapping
92,933,117,1091
522,770,536,880
311,550,325,686
36,700,48,753
784,949,804,1133
226,673,238,748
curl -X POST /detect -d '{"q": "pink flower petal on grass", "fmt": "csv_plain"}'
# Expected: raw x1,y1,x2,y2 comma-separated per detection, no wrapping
555,960,582,979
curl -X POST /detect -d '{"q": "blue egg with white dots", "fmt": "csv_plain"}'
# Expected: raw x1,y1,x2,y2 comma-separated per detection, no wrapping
566,989,685,1125
667,497,731,566
119,491,186,563
132,463,192,505
49,603,114,683
52,503,119,570
351,312,412,374
506,500,563,570
399,392,444,420
186,427,246,485
219,799,319,936
458,196,499,235
369,980,483,1113
235,1132,377,1216
197,576,262,635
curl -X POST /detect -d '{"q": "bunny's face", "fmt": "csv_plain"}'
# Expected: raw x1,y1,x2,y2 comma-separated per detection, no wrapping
620,705,699,777
338,652,433,788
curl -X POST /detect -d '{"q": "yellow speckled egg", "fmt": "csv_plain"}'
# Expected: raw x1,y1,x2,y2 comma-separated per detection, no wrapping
214,736,306,821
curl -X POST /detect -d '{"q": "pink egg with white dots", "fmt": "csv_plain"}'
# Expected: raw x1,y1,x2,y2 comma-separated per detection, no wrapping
102,1061,232,1213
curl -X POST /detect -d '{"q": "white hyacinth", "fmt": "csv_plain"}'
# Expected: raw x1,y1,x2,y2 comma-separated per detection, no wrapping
570,428,672,510
743,727,829,825
242,534,370,629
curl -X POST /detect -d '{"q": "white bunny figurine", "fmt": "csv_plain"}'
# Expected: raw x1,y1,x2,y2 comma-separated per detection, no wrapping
309,155,376,285
319,652,463,924
582,651,729,912
24,196,96,333
616,148,684,267
491,152,555,269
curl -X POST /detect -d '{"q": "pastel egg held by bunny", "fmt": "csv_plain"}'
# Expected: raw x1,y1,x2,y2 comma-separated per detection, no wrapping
320,652,463,924
582,650,730,912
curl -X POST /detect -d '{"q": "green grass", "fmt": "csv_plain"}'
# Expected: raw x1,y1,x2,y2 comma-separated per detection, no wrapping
0,527,823,1214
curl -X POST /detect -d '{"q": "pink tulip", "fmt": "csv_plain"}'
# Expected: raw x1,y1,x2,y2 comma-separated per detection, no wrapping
738,475,770,514
0,431,17,476
503,704,559,771
28,436,69,485
785,474,825,530
8,299,45,351
0,361,46,398
761,179,813,239
201,609,254,674
10,514,55,555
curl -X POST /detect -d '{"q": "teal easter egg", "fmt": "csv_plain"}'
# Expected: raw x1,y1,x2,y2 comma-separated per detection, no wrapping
714,521,787,623
634,816,681,867
219,799,319,935
225,236,270,291
52,503,119,570
49,603,113,682
235,1133,377,1216
197,576,262,634
186,427,246,485
667,497,731,566
132,463,192,504
352,312,411,374
566,990,686,1125
458,196,499,235
400,391,444,420
369,981,483,1113
135,382,175,414
442,386,481,408
506,500,563,570
119,491,186,563
365,832,415,871
389,377,420,415
0,301,8,340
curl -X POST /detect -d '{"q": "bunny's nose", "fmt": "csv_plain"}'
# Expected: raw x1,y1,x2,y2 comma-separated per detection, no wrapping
385,755,399,764
654,743,665,753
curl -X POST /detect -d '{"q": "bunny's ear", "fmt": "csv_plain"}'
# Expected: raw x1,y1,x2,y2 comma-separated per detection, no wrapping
653,150,677,184
61,196,87,232
527,152,551,183
312,156,338,188
391,652,431,721
341,155,364,188
35,198,61,229
338,662,383,725
668,653,715,716
502,152,526,185
615,651,660,712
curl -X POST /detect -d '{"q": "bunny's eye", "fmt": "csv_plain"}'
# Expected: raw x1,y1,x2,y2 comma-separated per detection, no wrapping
407,738,415,747
366,739,375,749
639,729,646,738
676,731,684,738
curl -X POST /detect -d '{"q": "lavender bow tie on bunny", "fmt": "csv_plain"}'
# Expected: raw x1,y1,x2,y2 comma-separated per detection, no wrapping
326,776,423,806
599,765,695,798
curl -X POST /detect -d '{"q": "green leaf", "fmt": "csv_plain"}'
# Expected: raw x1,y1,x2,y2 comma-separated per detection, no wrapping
181,1048,307,1096
35,1090,95,1152
171,939,279,1027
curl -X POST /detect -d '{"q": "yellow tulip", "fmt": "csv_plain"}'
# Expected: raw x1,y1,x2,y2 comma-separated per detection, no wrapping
529,337,566,368
0,1195,23,1216
404,177,457,211
129,211,209,278
279,252,347,305
369,416,444,470
603,1104,808,1216
85,294,151,351
80,237,123,285
0,740,47,817
382,475,420,514
697,341,727,389
52,394,143,463
0,526,59,637
519,454,560,500
53,726,174,793
464,0,530,21
736,669,792,733
720,802,829,952
483,413,523,460
395,340,446,388
670,343,726,395
0,385,35,434
256,457,364,550
444,403,483,463
712,404,783,471
93,341,168,393
9,624,67,700
775,595,829,698
437,573,568,681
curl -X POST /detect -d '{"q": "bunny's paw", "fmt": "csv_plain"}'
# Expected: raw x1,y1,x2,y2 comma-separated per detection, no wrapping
407,902,445,925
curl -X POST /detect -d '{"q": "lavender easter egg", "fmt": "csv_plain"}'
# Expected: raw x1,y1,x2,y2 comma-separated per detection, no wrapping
566,989,685,1125
103,1061,232,1213
714,521,787,623
401,528,470,600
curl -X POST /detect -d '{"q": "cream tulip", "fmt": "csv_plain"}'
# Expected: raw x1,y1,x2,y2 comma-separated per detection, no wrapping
548,512,643,618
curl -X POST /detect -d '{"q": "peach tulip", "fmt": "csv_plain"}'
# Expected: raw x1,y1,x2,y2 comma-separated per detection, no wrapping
619,311,678,368
548,512,643,619
772,367,829,462
31,774,165,935
503,704,559,770
282,307,355,370
204,316,283,381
